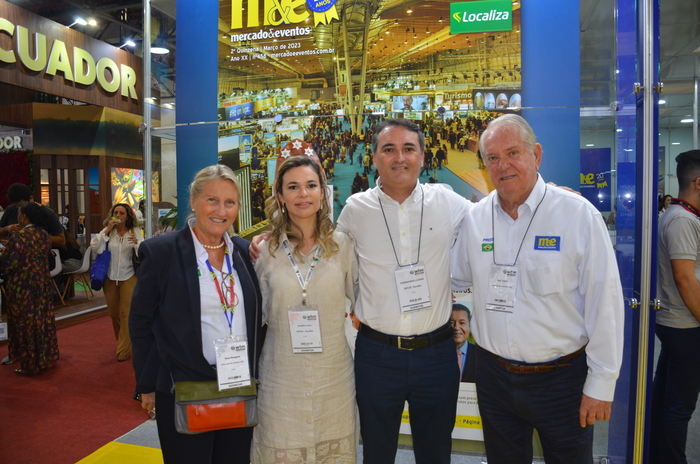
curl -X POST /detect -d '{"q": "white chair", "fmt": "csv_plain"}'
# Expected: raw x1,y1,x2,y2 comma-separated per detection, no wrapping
60,249,93,302
49,249,65,306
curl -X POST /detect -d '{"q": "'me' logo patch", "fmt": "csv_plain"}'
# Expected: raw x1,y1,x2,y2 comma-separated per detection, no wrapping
534,236,560,251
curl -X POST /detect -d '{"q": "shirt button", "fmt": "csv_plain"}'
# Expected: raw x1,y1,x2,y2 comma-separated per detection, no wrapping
306,418,313,424
403,259,408,263
510,344,515,348
400,206,404,210
402,232,406,236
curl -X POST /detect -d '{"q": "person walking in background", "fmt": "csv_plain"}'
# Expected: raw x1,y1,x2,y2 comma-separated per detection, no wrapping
251,155,358,464
130,165,262,464
435,145,446,170
650,150,700,464
91,203,143,362
0,202,59,375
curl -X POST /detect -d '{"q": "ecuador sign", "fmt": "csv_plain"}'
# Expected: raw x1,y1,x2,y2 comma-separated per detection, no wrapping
450,0,513,34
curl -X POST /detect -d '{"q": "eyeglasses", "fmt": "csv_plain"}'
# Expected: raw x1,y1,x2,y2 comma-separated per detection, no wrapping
220,272,240,310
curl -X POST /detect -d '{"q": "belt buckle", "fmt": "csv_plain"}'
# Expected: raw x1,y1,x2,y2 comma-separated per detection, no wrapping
505,362,521,373
397,336,415,351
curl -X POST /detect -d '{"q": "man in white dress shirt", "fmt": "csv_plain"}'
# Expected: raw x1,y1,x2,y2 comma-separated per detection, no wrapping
451,114,624,463
337,118,470,464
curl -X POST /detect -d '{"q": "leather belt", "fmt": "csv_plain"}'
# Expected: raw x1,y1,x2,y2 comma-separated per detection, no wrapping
490,345,587,374
359,322,453,351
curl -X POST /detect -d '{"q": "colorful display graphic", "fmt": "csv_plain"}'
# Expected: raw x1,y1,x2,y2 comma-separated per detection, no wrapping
391,94,429,112
111,168,160,208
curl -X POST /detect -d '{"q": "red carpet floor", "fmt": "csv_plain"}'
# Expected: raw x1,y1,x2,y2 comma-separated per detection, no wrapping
0,316,149,464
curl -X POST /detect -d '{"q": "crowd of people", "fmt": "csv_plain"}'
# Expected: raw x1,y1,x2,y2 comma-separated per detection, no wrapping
2,114,698,464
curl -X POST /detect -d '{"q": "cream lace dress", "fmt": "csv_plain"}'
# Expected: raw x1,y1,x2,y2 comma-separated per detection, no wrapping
251,231,358,464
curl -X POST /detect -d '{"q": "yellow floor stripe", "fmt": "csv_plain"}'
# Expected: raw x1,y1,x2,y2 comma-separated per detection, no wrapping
452,169,495,197
76,442,163,464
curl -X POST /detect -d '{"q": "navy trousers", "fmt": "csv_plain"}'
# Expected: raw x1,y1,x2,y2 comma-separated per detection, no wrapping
475,345,594,464
649,324,700,464
355,332,459,464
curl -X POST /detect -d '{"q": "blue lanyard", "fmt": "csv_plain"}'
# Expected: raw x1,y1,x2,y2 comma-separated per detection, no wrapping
204,249,237,334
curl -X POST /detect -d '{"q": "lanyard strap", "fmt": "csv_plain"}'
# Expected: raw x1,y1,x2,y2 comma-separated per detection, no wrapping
492,186,547,266
670,198,700,220
378,185,424,267
191,226,238,335
282,240,322,305
204,250,238,335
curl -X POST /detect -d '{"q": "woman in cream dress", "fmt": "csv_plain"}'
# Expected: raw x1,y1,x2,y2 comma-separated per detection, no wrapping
252,155,358,464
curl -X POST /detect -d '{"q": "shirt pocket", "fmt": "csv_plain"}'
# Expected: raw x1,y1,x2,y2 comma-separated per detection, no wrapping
523,255,563,297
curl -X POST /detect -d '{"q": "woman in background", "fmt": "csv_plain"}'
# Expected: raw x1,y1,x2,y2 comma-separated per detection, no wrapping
0,202,59,374
251,155,358,464
659,194,673,218
90,203,143,362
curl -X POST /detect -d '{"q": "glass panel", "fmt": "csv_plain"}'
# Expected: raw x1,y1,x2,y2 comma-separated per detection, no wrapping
40,168,50,205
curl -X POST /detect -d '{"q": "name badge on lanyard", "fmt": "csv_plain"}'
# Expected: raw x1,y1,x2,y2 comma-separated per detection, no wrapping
214,337,251,390
288,307,322,353
485,264,518,312
378,186,430,314
394,263,432,313
283,241,324,354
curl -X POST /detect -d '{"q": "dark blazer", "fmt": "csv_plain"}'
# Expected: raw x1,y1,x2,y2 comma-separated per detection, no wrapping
129,227,262,396
460,342,477,383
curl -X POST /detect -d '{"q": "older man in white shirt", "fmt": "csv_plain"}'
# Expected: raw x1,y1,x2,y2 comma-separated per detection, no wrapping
451,114,624,464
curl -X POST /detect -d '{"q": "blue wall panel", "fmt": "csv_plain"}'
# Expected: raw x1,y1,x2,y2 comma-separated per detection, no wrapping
175,0,219,227
521,1,580,189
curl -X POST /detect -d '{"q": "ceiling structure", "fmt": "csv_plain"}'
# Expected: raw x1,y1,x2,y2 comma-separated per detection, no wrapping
5,0,700,129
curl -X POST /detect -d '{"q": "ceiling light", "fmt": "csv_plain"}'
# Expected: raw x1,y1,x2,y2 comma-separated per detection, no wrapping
586,144,594,147
118,40,136,49
681,118,694,123
407,8,413,13
151,37,169,54
616,128,622,132
658,99,666,104
67,17,88,28
87,19,97,26
438,17,443,22
672,142,680,145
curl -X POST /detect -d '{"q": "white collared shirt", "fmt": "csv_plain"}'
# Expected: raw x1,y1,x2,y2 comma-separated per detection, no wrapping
90,227,144,282
337,180,470,336
189,220,247,365
451,175,624,401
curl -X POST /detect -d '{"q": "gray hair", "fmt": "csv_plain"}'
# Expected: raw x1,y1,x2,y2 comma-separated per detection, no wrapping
479,114,537,155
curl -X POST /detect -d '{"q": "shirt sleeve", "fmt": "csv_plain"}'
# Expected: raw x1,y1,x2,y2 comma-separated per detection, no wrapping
450,213,473,290
579,209,625,402
666,215,700,261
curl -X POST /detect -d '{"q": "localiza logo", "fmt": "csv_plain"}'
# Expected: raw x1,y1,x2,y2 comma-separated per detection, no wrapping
453,9,510,23
449,0,513,34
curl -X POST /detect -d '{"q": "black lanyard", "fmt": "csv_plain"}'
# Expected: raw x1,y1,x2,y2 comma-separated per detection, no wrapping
670,198,700,220
491,186,547,266
378,185,424,267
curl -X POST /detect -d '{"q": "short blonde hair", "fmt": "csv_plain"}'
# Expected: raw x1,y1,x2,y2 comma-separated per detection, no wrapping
188,164,242,236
